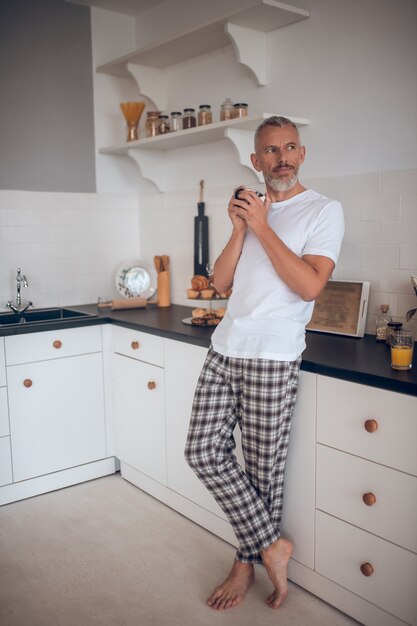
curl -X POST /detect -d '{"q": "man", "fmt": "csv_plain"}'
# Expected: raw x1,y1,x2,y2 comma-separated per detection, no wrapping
185,116,344,611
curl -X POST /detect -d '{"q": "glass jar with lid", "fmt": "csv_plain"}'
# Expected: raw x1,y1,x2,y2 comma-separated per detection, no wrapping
145,111,160,137
158,114,170,135
183,108,197,129
386,321,403,346
169,111,182,132
220,97,235,121
233,103,248,118
198,105,212,126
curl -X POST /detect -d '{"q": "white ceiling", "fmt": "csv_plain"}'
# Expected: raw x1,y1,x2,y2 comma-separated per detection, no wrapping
67,0,167,16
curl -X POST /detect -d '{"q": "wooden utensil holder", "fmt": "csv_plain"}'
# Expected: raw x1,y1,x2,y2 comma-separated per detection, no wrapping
157,271,170,307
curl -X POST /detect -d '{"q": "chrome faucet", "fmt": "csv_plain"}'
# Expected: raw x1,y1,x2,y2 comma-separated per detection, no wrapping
6,268,33,314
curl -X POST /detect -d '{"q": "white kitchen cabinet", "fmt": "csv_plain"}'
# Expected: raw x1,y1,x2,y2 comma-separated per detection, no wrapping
164,340,226,517
112,352,166,485
281,370,316,570
0,437,13,486
316,511,417,626
7,351,106,483
313,374,417,626
0,338,6,387
0,387,9,438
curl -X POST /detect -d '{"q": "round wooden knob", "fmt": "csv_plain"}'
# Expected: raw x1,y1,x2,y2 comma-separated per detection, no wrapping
131,341,140,350
23,379,32,388
360,562,374,577
53,340,62,349
364,419,378,433
147,381,156,390
362,492,377,506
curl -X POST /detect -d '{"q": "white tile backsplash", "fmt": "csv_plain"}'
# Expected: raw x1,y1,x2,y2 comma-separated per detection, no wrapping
1,168,416,335
342,172,380,198
0,190,140,309
400,195,417,219
361,195,400,220
381,170,417,196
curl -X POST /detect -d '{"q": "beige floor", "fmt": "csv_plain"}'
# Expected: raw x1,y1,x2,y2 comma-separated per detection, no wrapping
0,474,360,626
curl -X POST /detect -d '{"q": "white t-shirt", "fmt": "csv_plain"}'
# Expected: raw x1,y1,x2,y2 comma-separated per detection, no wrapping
211,189,345,361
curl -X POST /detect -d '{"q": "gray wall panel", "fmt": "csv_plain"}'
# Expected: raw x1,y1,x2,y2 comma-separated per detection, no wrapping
0,0,96,192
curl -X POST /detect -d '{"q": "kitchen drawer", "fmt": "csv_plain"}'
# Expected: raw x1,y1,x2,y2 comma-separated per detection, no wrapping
5,326,102,365
0,436,13,486
0,338,5,386
0,387,9,437
317,444,417,553
317,375,417,476
112,325,164,367
316,510,417,625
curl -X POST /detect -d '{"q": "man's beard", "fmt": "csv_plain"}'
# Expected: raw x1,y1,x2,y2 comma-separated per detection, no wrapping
264,170,298,192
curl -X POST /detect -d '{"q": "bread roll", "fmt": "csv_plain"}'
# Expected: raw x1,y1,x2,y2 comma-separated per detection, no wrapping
191,275,209,290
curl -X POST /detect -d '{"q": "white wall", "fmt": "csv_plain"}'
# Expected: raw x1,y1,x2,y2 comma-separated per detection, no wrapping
93,0,417,191
89,0,417,334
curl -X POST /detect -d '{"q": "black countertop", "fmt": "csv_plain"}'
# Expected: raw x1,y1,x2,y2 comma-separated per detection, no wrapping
1,303,416,397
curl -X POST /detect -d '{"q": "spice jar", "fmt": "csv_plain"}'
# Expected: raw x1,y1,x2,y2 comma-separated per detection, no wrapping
386,321,403,346
145,111,160,137
158,114,170,135
198,105,212,126
220,97,235,121
233,103,248,118
183,108,197,129
169,111,182,132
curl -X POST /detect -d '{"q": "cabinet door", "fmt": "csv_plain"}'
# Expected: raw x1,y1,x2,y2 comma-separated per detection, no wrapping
8,353,106,482
164,339,243,521
112,353,166,484
0,437,13,486
281,371,316,570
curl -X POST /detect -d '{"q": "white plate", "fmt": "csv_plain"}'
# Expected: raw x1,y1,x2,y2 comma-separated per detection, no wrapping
115,261,156,299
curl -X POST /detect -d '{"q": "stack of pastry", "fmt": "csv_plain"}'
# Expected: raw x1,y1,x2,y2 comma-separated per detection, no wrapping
191,307,225,326
186,275,232,300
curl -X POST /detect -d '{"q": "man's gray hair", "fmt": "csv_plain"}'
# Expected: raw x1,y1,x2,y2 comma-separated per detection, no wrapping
254,116,299,146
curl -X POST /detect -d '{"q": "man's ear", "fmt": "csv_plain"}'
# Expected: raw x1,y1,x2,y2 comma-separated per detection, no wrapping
250,152,262,172
300,145,306,164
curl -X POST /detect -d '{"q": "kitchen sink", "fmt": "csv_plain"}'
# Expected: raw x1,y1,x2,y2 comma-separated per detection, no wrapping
0,307,97,326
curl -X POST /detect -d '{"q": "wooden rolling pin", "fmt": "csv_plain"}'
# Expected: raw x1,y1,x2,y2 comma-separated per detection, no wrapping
98,297,147,310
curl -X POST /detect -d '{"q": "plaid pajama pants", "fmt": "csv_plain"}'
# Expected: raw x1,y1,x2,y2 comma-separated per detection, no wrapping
185,346,301,564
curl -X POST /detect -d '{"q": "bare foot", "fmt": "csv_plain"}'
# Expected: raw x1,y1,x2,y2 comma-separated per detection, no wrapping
261,537,293,609
207,560,255,610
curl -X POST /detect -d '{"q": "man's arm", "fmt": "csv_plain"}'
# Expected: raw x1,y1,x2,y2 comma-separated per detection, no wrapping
212,228,246,294
254,226,334,301
211,192,249,294
233,191,335,301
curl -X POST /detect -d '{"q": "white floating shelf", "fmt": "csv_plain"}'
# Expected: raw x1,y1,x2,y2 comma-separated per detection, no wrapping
98,114,309,191
99,114,309,154
96,0,310,89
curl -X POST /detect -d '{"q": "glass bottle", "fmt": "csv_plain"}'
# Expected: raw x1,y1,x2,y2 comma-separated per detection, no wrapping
198,104,212,126
386,321,403,346
233,103,248,118
145,111,160,138
183,108,197,129
375,304,392,342
169,111,182,132
158,114,170,135
220,97,235,121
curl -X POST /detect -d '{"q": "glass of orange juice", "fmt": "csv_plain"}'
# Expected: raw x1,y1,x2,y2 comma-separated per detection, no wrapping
390,331,414,370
